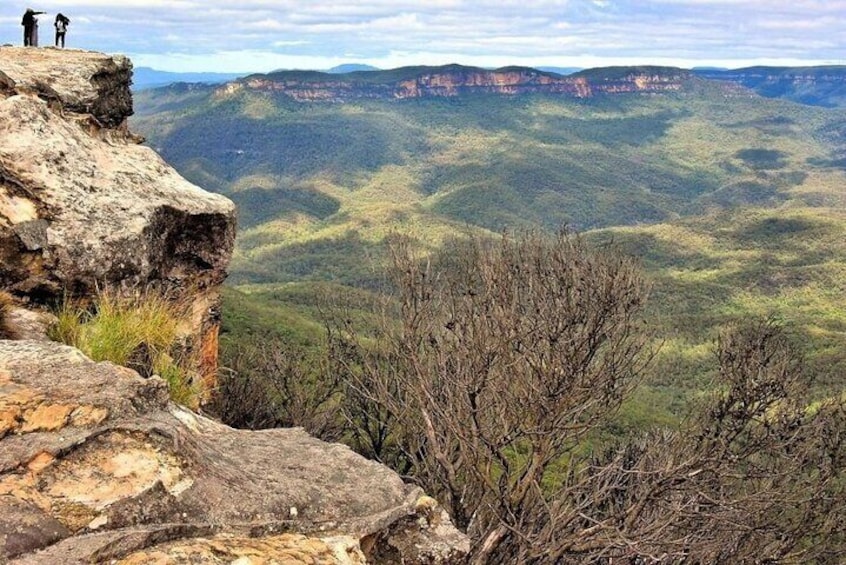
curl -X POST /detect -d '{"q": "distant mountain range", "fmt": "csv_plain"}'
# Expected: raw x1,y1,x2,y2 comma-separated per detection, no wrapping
692,66,846,107
228,64,697,102
328,64,380,73
131,61,846,411
536,66,583,75
133,63,846,108
132,64,380,91
132,67,248,90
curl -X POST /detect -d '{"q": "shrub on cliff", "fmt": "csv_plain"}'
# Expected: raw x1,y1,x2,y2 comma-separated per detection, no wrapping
49,288,199,406
211,336,344,439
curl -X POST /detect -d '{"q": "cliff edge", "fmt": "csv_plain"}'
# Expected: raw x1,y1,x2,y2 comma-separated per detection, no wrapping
0,48,468,563
0,47,235,388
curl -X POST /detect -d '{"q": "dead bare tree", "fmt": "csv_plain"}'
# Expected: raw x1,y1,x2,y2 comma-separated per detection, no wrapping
211,338,345,441
328,231,846,563
332,230,653,563
530,319,846,564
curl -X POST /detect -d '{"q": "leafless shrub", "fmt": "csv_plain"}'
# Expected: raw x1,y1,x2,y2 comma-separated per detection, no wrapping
211,338,345,441
327,231,846,563
216,229,846,563
331,229,653,562
534,318,846,564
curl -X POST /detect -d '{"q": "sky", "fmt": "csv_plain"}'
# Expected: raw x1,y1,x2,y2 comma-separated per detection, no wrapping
1,0,844,73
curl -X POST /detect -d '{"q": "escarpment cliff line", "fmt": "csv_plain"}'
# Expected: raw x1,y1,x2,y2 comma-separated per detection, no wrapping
0,47,236,388
220,64,694,102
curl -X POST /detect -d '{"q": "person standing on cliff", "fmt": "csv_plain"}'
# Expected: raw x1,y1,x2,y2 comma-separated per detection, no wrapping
54,13,69,48
22,8,46,47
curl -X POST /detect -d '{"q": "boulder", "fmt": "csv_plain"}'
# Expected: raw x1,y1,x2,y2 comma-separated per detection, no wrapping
0,47,236,389
0,340,468,563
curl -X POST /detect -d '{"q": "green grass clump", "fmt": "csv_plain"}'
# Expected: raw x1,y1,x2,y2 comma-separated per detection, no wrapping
50,289,199,407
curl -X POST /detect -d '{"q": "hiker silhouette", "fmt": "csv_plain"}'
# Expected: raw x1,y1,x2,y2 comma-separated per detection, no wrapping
22,8,46,47
55,13,70,48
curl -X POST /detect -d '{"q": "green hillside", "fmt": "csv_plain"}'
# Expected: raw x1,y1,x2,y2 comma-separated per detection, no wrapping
133,69,846,422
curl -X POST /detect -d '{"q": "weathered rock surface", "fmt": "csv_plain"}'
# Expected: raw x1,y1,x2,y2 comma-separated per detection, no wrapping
0,47,236,386
0,340,469,563
0,47,132,127
0,47,235,299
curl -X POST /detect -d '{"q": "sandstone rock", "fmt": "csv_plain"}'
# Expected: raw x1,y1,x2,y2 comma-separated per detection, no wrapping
0,47,236,388
0,47,132,127
0,86,236,298
4,307,54,341
0,495,71,560
114,533,366,564
0,341,468,563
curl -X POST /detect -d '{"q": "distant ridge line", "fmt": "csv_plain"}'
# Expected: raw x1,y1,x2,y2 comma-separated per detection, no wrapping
223,64,697,102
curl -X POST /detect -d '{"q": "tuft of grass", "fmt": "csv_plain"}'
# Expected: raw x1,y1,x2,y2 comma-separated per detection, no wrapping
49,289,199,407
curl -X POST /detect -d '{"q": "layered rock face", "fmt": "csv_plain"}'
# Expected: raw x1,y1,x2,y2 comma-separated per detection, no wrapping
0,47,236,386
223,64,691,102
0,341,467,563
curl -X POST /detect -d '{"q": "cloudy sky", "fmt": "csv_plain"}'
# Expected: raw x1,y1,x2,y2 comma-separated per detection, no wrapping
1,0,844,72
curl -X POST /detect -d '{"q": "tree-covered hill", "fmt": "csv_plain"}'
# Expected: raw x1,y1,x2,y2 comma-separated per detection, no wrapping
132,65,846,421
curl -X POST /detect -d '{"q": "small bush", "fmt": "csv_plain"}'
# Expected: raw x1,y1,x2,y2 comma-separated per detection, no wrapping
49,288,199,407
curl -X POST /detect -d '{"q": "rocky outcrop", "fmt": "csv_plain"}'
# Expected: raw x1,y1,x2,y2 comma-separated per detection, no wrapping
0,340,468,563
223,64,693,102
0,47,236,386
0,48,132,128
0,48,467,563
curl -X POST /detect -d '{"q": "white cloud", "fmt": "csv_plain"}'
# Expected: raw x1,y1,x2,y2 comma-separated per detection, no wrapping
1,0,844,71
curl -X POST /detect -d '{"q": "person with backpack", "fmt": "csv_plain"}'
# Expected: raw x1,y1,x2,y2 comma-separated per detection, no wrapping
21,8,46,47
54,13,69,48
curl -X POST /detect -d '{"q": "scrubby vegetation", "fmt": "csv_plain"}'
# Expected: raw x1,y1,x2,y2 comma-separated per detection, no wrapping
49,289,199,406
134,72,846,561
214,231,846,562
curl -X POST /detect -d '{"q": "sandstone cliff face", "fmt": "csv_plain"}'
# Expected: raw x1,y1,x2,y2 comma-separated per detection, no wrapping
225,65,691,102
0,47,236,385
0,341,468,563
